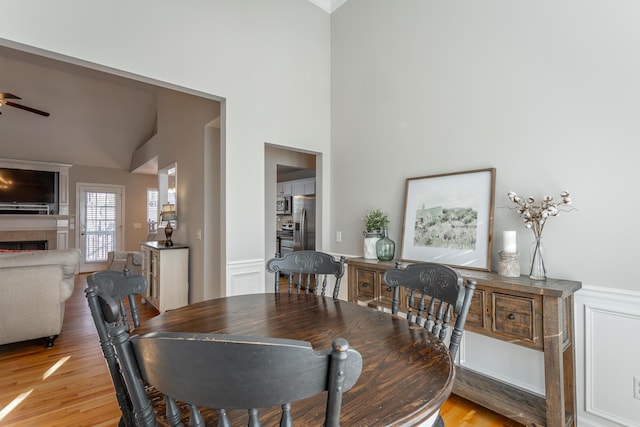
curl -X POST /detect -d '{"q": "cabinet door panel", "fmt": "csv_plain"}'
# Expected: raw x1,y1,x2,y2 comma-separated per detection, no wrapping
278,182,292,196
304,180,315,195
292,182,305,196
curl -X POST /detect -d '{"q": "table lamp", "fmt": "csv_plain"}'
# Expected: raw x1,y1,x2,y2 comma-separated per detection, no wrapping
161,203,177,247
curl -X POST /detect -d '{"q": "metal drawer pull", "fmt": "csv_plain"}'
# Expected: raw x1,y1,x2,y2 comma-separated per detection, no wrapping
508,313,516,320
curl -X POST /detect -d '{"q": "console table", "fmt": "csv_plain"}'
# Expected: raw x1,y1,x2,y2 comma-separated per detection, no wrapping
140,242,189,312
346,257,582,427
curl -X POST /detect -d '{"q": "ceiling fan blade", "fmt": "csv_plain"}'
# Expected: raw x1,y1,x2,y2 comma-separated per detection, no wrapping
4,101,50,117
0,93,21,100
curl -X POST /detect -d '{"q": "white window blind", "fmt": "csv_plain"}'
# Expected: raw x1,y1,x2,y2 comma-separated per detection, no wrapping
147,188,158,232
84,191,117,262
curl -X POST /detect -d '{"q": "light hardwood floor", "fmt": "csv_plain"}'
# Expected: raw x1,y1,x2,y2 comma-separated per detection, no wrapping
0,274,521,426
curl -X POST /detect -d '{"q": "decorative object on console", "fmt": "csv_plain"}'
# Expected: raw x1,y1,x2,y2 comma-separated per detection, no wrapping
376,226,395,261
498,230,520,277
498,251,520,277
506,190,573,280
161,203,177,247
400,168,496,271
363,208,389,259
502,230,516,253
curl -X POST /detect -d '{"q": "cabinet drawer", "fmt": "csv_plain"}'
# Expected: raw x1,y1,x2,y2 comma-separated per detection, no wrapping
378,271,395,308
465,288,486,330
492,293,540,346
355,269,375,300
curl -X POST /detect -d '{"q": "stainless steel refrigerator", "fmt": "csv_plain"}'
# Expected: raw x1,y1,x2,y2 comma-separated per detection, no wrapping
292,194,315,251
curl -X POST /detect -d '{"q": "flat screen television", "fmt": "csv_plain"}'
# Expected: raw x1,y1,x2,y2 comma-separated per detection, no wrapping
0,167,59,214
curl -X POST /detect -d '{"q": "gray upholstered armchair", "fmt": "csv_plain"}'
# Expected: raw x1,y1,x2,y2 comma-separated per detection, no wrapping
106,251,143,276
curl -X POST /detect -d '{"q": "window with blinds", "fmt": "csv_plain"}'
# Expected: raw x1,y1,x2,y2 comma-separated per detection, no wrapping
84,191,117,262
147,188,158,232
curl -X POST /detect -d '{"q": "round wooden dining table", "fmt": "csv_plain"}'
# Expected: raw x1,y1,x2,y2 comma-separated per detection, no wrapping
135,293,454,426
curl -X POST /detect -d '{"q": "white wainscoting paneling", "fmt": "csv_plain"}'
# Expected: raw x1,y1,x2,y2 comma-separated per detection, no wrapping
226,259,265,297
576,286,640,427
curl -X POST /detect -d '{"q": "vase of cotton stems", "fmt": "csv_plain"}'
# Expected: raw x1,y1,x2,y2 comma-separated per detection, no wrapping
507,191,574,281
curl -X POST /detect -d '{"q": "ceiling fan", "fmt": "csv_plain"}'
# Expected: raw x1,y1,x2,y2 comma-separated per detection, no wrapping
0,93,50,117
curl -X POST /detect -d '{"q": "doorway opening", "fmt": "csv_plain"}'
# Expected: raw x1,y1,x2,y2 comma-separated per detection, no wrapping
276,165,316,255
265,146,320,290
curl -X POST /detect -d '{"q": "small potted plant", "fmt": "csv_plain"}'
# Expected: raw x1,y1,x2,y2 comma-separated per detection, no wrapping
363,208,389,237
363,209,389,259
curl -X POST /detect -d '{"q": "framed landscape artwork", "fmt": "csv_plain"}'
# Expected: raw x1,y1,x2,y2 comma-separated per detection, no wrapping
400,168,496,271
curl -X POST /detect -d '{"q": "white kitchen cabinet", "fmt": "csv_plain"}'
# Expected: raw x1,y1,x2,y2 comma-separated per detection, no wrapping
141,242,189,312
277,178,315,198
292,181,306,196
277,182,292,196
304,179,315,195
290,178,315,196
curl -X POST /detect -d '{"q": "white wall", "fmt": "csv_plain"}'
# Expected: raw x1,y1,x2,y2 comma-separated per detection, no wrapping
331,0,640,289
152,88,220,302
330,1,640,425
0,0,332,298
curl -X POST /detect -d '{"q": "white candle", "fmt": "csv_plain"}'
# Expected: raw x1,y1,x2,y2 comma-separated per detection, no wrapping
503,231,517,253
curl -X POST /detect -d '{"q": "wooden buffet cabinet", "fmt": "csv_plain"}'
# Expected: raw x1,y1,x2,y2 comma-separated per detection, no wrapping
347,257,582,427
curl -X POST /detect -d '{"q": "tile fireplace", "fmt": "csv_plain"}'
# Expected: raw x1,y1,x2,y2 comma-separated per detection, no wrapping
0,217,70,250
0,230,58,250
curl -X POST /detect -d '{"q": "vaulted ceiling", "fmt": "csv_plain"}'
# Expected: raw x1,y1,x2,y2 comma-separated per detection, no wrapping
0,44,161,172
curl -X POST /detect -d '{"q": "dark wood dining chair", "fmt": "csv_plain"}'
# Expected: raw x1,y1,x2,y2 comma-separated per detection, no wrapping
383,262,476,359
85,270,148,427
110,328,363,427
384,263,475,427
266,250,345,298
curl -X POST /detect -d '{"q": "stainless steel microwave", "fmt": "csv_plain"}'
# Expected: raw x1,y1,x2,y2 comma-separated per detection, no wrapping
276,196,291,215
